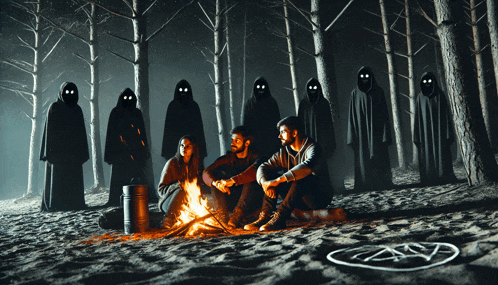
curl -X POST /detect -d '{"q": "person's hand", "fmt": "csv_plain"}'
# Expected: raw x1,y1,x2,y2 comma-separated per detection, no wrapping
264,186,277,199
223,178,236,188
213,180,231,195
261,176,285,192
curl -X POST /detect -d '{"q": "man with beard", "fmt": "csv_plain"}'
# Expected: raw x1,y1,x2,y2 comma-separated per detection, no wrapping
347,66,393,192
242,76,281,158
414,72,457,186
202,126,264,229
40,82,89,211
244,116,333,232
162,80,207,166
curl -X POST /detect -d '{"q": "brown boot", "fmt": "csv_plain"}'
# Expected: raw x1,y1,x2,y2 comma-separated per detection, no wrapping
228,208,244,229
259,211,287,232
244,211,271,231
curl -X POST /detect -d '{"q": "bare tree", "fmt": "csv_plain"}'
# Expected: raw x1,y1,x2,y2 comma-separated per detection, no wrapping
43,0,110,193
0,0,65,198
224,0,235,130
240,11,249,125
380,0,405,169
433,0,498,185
199,1,227,155
85,0,193,195
487,0,498,102
283,0,299,114
467,0,493,147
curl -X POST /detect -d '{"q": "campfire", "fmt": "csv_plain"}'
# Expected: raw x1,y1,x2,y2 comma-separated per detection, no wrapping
166,178,229,237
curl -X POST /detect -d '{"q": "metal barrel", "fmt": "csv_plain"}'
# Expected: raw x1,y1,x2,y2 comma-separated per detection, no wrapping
122,184,149,234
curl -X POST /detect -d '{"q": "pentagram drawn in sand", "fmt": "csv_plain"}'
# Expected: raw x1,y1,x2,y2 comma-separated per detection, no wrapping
327,242,459,272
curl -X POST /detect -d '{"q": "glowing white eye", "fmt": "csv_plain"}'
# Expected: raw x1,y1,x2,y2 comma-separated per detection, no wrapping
184,88,188,92
365,74,369,78
71,90,75,94
360,74,364,78
262,85,265,89
179,88,183,92
65,90,69,94
423,80,427,84
309,86,312,89
128,97,132,100
257,85,260,89
428,79,432,83
313,86,318,90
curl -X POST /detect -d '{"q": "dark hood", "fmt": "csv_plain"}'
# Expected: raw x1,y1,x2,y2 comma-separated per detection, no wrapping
252,76,272,101
305,78,323,104
357,66,377,93
59,82,79,106
173,79,193,105
420,72,439,97
116,88,137,109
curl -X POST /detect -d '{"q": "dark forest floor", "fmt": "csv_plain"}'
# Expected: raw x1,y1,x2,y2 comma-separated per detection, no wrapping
1,159,498,284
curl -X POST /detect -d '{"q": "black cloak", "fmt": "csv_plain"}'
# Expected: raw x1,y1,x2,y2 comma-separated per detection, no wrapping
413,72,456,185
347,66,393,191
161,80,207,160
242,76,281,157
298,78,336,157
104,88,151,206
40,82,89,211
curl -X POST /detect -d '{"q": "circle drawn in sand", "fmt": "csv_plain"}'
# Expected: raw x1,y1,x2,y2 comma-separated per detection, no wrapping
327,242,459,272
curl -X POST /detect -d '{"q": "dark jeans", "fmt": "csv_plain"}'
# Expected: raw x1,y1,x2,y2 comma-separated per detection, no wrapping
211,181,263,215
261,175,331,217
160,185,187,217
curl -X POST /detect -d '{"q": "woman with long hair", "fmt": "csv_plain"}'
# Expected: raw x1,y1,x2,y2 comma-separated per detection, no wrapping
157,135,203,227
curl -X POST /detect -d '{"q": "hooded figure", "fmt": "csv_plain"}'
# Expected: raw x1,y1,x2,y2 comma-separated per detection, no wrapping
347,66,393,192
161,80,207,162
298,78,336,157
40,82,89,211
104,88,151,206
413,72,456,185
242,77,281,157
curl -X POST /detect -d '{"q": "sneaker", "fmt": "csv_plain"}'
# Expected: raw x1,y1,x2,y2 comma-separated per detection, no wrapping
259,211,287,232
228,208,244,229
244,211,271,231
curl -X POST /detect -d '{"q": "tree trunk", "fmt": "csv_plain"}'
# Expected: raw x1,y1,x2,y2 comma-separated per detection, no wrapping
283,0,299,115
470,0,492,147
214,0,226,154
26,1,42,196
311,0,335,118
405,0,418,168
434,0,498,185
88,3,106,191
487,0,498,101
133,0,156,194
379,0,405,169
240,12,247,125
225,0,235,130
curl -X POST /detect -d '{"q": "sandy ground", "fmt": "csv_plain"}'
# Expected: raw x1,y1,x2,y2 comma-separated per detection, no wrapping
2,162,498,284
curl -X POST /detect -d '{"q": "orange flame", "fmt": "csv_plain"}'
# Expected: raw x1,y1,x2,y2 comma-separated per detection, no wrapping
131,124,134,128
137,128,141,135
141,141,145,146
130,155,134,160
174,178,216,236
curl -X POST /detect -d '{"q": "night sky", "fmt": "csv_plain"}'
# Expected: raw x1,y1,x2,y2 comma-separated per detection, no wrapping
1,0,495,199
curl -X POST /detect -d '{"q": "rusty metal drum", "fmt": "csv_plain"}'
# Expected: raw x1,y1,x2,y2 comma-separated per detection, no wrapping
123,184,149,234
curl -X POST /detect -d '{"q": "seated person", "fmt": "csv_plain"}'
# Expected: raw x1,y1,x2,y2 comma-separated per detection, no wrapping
203,126,264,229
244,116,334,232
157,135,203,228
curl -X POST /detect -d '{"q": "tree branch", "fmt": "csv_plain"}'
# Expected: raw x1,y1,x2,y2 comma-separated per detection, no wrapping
198,2,214,28
143,0,159,15
41,15,90,44
147,0,194,42
363,9,381,18
391,28,407,38
73,53,91,66
107,32,135,44
398,73,410,80
363,26,383,36
83,0,132,20
390,8,405,30
1,59,34,75
42,71,65,93
413,41,430,56
0,85,34,105
43,31,65,63
415,0,437,27
395,51,408,58
286,0,316,29
107,50,135,64
16,35,35,51
5,14,35,32
325,0,355,32
400,92,411,99
295,46,315,57
199,19,215,33
99,76,112,85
